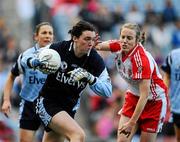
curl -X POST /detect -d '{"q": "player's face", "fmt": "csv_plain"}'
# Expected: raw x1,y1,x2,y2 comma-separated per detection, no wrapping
74,30,96,57
35,25,54,47
119,27,137,54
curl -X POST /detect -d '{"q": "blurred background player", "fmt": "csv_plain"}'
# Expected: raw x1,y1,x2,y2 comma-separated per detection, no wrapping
1,22,54,142
0,0,180,141
161,48,180,142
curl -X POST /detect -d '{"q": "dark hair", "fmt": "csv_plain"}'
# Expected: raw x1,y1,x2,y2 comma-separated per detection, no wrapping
34,22,52,35
68,20,96,39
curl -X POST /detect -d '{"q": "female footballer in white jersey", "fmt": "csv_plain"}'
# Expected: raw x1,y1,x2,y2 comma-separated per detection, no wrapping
96,23,168,142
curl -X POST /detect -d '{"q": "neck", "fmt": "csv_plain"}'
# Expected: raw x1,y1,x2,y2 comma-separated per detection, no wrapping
73,44,82,57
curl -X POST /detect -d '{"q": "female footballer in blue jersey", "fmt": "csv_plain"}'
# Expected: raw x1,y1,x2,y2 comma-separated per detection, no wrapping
1,22,56,142
26,20,112,142
161,48,180,142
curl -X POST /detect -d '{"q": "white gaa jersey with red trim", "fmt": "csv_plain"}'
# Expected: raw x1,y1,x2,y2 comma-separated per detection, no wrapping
109,41,167,100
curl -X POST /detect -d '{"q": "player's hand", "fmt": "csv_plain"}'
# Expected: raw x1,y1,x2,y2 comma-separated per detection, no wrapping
39,61,58,74
29,58,57,74
94,33,102,47
29,58,44,68
68,67,96,84
1,100,11,117
118,121,136,138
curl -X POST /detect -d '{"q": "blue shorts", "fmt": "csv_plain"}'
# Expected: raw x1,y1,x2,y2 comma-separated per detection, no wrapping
172,112,180,128
35,96,76,132
19,100,41,130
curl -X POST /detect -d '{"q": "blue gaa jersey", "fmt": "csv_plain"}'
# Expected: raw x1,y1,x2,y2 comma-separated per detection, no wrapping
11,45,47,102
40,40,112,111
161,48,180,113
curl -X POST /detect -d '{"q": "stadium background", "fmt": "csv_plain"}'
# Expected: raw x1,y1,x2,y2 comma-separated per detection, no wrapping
0,0,180,141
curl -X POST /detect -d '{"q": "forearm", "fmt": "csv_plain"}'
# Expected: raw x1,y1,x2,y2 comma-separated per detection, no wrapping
95,41,111,51
129,94,148,123
163,72,170,88
90,69,112,98
129,79,150,123
21,53,36,68
3,73,16,101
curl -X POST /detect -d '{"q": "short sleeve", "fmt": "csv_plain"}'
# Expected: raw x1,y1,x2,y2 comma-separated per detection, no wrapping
109,40,121,52
131,51,151,79
161,54,171,74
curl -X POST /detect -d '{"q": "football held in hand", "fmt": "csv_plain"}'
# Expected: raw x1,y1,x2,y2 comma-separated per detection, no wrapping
38,48,61,74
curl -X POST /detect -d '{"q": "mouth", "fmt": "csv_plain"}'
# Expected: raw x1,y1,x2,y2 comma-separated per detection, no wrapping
44,40,51,44
122,45,128,49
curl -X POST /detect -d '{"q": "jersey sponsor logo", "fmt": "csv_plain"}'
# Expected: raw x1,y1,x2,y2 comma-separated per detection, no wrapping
56,72,86,89
174,64,180,81
29,70,38,74
116,60,131,81
117,64,138,85
175,73,180,81
29,76,46,84
175,64,180,71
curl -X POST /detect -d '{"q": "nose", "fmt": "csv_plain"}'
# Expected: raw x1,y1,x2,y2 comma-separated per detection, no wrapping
122,37,128,43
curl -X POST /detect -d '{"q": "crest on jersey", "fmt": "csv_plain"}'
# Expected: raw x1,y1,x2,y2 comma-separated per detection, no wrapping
60,61,68,72
128,69,132,77
137,66,143,73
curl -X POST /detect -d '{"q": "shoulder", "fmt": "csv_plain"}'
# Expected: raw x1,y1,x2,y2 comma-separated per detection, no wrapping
171,48,180,56
90,48,104,64
130,44,148,60
49,40,71,51
22,47,35,56
131,44,154,68
88,49,106,75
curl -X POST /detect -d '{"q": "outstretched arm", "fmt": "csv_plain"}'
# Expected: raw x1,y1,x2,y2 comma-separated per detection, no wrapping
95,40,121,52
95,41,111,51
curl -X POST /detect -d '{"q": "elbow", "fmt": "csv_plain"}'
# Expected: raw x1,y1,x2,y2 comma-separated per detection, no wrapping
107,88,112,98
103,85,112,98
92,80,112,98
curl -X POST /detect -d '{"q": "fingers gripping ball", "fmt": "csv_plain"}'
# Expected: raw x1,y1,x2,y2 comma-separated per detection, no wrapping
68,67,95,84
38,48,61,74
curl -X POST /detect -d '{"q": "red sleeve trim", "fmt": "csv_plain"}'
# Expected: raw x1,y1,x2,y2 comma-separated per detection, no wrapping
109,40,121,52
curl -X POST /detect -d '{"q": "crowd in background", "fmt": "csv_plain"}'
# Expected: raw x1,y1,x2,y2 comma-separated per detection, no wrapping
0,0,180,141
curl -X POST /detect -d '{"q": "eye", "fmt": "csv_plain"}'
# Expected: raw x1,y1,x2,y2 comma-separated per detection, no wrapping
84,37,93,42
127,36,133,40
49,32,53,35
121,36,125,39
41,31,47,34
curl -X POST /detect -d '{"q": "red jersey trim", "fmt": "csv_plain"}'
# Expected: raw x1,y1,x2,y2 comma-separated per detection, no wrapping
109,40,121,52
130,46,151,79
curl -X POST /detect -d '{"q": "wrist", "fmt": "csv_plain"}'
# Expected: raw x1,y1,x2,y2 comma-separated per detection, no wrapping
97,45,101,50
27,58,33,68
3,97,10,102
88,75,96,85
129,120,136,126
29,58,41,68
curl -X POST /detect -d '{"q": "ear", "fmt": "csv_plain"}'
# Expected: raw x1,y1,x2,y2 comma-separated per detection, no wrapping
34,33,38,41
73,36,77,42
